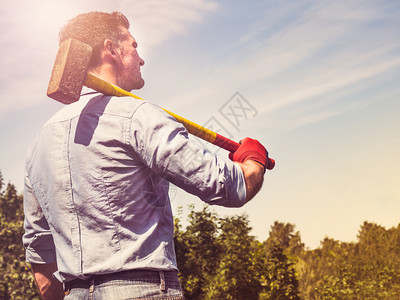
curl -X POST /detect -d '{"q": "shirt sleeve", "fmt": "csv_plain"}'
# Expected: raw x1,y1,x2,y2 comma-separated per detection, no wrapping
129,102,247,207
23,169,57,264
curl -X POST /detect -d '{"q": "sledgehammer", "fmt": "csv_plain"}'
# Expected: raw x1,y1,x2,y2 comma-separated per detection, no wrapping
47,38,275,170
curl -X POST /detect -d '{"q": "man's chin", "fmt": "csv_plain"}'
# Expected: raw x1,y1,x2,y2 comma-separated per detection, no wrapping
124,79,145,92
137,79,145,89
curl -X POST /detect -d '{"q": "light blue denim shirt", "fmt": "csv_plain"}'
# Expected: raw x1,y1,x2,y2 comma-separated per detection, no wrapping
23,91,246,283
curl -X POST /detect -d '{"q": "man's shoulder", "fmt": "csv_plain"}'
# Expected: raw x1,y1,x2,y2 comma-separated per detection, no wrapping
106,95,166,119
41,93,170,128
44,93,145,122
110,95,171,119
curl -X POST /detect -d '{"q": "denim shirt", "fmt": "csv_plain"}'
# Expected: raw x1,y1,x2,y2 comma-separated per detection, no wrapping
23,91,246,283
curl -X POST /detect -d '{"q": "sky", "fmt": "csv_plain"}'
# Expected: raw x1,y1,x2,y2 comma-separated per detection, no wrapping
0,0,399,249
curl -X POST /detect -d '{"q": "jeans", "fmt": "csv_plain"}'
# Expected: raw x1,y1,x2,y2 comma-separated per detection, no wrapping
64,270,185,300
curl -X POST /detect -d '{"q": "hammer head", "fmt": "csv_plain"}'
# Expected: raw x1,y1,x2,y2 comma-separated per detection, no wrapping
47,38,93,104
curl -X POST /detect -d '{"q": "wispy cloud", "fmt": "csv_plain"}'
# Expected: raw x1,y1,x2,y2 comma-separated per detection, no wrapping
159,1,400,132
259,48,400,112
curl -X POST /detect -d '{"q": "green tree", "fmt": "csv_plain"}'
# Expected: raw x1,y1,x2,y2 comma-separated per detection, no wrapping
311,223,400,299
175,208,302,299
357,221,400,268
0,171,39,299
259,222,301,300
174,205,222,299
205,215,261,300
174,206,400,299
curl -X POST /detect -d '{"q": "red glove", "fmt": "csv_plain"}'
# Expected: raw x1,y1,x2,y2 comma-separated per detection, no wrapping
229,137,268,168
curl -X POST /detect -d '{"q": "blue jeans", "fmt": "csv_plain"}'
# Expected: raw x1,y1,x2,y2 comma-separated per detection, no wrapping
64,270,185,300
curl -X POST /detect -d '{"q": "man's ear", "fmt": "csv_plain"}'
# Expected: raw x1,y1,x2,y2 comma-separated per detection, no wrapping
103,39,120,61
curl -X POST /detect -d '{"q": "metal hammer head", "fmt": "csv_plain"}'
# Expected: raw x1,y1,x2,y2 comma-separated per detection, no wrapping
47,38,93,104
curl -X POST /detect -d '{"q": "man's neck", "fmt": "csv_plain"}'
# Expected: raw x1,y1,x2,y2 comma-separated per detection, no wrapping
90,64,118,86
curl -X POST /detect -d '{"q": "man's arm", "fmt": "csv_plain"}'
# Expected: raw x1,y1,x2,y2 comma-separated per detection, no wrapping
31,262,64,300
235,160,265,202
229,137,269,202
23,171,62,299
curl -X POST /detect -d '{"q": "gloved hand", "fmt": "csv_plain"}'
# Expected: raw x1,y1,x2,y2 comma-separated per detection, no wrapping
229,137,268,169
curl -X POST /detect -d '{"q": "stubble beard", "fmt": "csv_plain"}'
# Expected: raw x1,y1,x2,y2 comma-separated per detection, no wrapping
119,74,145,91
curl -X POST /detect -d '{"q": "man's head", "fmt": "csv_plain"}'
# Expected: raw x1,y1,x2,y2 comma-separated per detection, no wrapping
59,11,145,91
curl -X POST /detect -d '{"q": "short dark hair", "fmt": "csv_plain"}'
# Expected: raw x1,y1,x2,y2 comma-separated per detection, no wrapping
59,11,130,70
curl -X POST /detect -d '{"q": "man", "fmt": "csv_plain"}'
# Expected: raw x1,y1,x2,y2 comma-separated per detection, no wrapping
23,11,268,299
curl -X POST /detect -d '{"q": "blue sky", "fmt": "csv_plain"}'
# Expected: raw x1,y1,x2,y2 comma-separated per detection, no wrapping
1,0,399,249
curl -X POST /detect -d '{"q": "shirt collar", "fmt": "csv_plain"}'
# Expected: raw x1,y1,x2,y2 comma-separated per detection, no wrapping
81,86,101,96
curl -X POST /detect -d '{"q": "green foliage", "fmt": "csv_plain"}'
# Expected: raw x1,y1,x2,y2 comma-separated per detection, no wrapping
258,222,302,300
315,265,400,299
175,207,300,299
302,223,400,299
174,205,222,299
206,215,261,300
0,171,39,299
175,206,400,299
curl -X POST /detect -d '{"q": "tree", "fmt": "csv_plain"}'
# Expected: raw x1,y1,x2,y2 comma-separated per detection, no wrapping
312,223,400,299
0,171,39,299
175,208,302,299
175,206,266,299
259,222,301,300
205,215,261,300
174,205,222,299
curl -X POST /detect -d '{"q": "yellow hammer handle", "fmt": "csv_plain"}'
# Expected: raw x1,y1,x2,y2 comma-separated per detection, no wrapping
85,73,276,170
85,73,218,144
